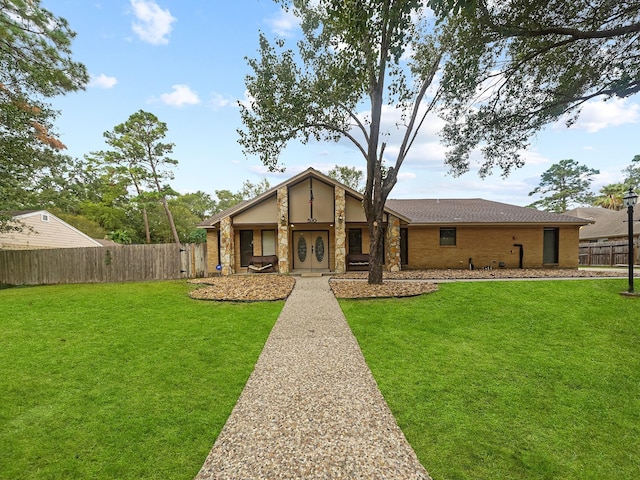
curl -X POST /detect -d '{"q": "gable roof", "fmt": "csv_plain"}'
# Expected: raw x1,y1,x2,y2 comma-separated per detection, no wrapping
566,207,640,239
385,199,591,225
198,169,592,228
2,210,103,248
198,167,408,227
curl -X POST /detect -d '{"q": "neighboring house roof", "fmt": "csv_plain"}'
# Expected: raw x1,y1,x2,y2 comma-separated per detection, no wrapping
0,210,103,249
95,238,120,247
566,207,640,240
7,210,40,216
386,199,591,225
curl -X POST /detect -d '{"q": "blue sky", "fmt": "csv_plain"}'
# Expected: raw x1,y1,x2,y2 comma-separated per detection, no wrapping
45,0,640,207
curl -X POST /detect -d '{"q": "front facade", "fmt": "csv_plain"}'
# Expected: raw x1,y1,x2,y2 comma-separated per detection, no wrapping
199,168,589,275
0,211,103,250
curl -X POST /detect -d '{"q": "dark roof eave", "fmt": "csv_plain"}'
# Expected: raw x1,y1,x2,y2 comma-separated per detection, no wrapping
406,221,590,227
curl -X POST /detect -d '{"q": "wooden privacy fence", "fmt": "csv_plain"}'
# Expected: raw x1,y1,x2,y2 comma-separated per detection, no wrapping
579,240,638,266
0,243,207,286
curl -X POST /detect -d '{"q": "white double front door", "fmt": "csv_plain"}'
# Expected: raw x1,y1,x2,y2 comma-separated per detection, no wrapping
294,231,329,270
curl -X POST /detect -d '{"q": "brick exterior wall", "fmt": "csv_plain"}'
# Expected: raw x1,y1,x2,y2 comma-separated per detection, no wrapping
205,230,219,274
558,227,581,268
406,225,580,269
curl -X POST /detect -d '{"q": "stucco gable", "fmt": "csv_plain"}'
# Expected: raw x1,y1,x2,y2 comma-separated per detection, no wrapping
198,167,407,227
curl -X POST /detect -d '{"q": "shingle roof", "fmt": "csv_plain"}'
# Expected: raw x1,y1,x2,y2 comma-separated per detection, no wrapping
566,207,640,239
198,199,252,227
7,210,39,217
197,169,593,228
385,198,591,225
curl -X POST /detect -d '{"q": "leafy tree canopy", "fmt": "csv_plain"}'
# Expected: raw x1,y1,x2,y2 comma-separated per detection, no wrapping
593,183,627,211
239,0,444,283
437,0,640,177
622,154,640,191
90,110,181,244
212,190,244,214
240,178,271,200
528,159,599,212
328,165,364,192
177,191,216,220
591,154,640,210
0,0,88,231
210,179,271,215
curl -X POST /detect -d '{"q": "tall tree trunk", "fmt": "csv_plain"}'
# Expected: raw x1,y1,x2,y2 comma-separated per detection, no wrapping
149,162,181,244
160,196,181,244
367,219,385,284
131,179,151,244
363,53,387,285
142,207,151,244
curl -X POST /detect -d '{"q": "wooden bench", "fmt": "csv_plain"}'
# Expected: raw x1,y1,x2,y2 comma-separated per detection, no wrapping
247,255,278,273
346,253,370,271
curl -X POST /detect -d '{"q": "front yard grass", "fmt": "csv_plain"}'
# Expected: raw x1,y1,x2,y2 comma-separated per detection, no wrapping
0,281,281,480
341,280,640,480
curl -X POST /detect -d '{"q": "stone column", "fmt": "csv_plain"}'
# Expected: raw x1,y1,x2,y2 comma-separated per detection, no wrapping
220,216,234,275
386,214,401,272
334,186,346,273
277,186,290,273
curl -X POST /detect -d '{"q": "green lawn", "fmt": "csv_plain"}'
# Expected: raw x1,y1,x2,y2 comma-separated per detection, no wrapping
341,280,640,480
0,281,281,480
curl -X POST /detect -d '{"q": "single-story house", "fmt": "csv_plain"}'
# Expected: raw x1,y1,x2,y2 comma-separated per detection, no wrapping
566,207,640,243
0,210,103,250
198,168,590,275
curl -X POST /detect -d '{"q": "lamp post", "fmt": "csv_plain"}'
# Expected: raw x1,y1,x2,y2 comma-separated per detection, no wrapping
622,187,638,293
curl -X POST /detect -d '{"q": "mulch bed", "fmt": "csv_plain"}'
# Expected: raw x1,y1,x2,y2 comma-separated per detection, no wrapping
189,269,626,302
329,279,438,299
335,268,628,280
189,275,296,302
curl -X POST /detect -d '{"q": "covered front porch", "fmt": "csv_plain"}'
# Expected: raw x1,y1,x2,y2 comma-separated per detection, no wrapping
200,169,403,276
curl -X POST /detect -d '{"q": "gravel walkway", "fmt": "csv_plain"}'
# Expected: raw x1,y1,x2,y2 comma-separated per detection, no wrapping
195,275,431,479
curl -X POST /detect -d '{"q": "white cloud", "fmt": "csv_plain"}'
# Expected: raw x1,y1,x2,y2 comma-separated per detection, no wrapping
210,93,234,110
560,97,640,133
159,84,200,106
351,103,447,169
266,8,300,37
397,171,417,181
89,73,117,89
130,0,176,45
593,169,621,186
519,149,551,167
